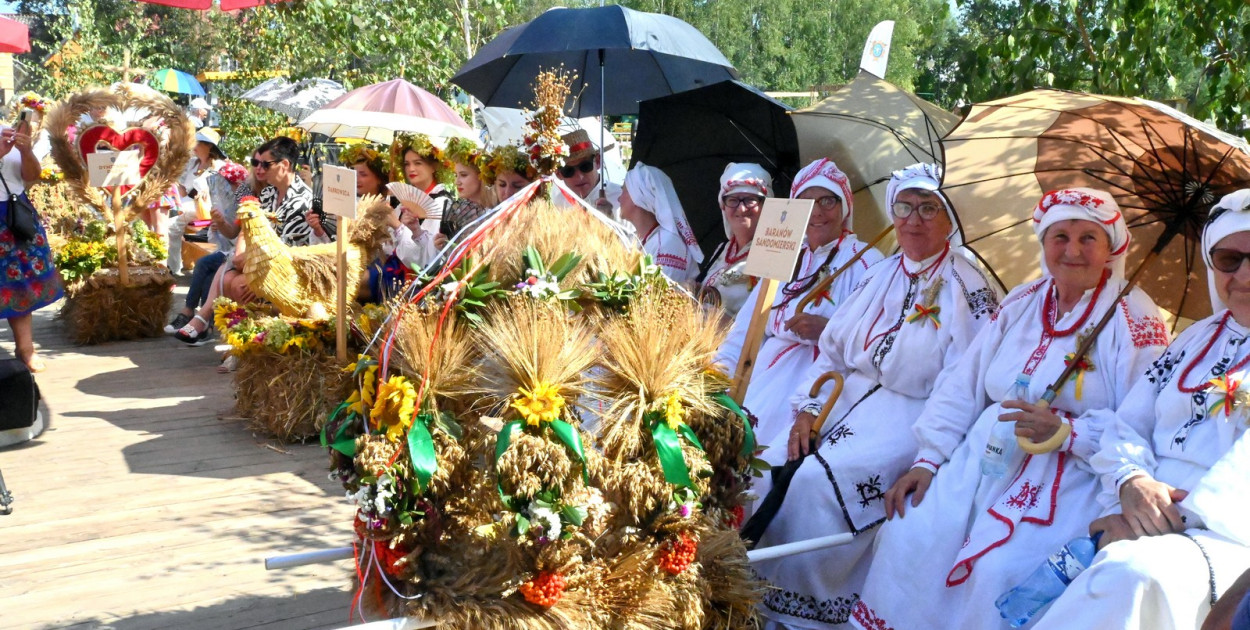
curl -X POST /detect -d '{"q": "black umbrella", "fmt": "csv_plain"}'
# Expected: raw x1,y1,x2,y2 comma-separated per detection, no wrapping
452,5,737,117
631,80,801,261
741,371,844,546
452,5,737,205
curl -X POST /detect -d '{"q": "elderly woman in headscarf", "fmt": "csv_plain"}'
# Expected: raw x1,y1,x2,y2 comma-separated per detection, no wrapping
849,188,1170,630
1030,189,1250,630
619,162,704,285
714,158,882,449
701,162,774,316
750,164,1000,630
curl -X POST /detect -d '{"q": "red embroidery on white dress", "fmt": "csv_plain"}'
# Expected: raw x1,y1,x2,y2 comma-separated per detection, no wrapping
1119,300,1169,348
1005,481,1044,510
992,279,1047,322
851,600,894,630
654,252,688,270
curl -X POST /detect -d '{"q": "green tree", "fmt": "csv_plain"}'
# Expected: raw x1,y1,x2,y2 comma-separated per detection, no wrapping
502,0,951,94
933,0,1249,133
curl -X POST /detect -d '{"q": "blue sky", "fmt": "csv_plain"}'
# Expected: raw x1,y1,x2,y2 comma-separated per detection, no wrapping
0,1,19,14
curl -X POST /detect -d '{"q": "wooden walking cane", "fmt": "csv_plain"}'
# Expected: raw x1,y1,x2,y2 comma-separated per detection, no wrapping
1020,247,1165,454
738,370,844,544
794,224,895,315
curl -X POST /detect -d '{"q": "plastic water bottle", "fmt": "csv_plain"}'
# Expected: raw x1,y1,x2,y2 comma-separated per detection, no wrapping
995,534,1101,627
982,374,1028,477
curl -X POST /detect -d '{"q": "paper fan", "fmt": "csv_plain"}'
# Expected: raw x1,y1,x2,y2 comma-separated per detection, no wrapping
386,182,443,219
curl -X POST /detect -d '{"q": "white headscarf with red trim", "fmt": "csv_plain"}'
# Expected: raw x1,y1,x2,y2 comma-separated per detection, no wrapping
1201,188,1250,313
625,162,704,264
1032,187,1130,279
717,162,772,238
790,158,854,227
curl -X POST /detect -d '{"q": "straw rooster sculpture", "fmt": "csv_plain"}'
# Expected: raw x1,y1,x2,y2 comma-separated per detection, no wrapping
236,195,394,318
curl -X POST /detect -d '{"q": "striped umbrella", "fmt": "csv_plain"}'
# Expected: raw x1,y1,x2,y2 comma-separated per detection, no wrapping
151,68,206,96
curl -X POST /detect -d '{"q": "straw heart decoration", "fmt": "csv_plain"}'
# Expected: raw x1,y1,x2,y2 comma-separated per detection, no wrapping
43,83,194,221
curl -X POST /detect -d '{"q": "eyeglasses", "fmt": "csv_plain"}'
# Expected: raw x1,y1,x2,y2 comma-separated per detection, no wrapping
558,160,596,179
891,201,944,221
723,195,764,210
813,195,842,211
1209,248,1250,273
251,158,281,170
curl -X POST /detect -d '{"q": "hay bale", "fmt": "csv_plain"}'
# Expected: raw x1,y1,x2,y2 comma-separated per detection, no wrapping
232,348,352,442
59,266,174,345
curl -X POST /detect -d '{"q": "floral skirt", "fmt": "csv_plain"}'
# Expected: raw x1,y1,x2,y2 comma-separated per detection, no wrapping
1,197,63,318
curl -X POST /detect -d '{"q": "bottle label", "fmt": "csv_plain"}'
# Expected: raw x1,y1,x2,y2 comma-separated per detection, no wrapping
1047,546,1088,584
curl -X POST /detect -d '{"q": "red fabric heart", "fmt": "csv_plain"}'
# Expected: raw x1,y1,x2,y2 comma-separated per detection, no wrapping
77,124,162,181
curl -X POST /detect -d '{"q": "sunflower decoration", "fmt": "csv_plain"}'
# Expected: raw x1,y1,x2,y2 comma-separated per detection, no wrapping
478,143,537,185
390,132,451,186
338,142,391,181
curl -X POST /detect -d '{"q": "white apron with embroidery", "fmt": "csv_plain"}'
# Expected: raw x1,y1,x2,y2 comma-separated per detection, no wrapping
1033,311,1250,630
752,250,999,629
716,234,882,450
850,276,1168,630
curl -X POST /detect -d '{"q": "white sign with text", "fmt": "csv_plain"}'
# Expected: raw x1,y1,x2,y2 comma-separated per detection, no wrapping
321,165,357,219
743,198,814,281
87,150,142,188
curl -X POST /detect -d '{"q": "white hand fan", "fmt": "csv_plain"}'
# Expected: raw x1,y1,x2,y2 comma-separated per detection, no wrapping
386,182,443,219
387,182,444,235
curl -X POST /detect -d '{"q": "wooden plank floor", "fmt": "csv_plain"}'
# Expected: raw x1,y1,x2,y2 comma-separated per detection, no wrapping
0,283,359,630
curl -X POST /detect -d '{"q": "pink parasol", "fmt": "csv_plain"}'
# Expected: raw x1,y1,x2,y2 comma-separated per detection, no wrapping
0,16,30,54
298,78,475,145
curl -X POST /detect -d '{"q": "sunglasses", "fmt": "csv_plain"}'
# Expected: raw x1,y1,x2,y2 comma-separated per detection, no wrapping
723,195,763,210
558,160,596,179
1209,248,1250,273
891,201,944,221
251,158,282,169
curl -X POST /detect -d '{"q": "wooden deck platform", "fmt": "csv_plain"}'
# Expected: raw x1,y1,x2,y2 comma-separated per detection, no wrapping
0,284,358,629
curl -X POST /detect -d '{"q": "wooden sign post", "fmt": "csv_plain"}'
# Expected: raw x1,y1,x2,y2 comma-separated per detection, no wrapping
87,150,142,286
728,198,814,404
322,165,357,363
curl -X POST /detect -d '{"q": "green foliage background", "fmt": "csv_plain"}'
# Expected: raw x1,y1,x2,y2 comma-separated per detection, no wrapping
13,0,1250,137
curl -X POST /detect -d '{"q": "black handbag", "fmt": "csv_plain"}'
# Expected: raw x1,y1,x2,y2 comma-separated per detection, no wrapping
0,171,38,244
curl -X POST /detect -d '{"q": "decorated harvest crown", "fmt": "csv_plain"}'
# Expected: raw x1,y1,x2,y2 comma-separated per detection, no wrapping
339,142,391,180
521,67,576,177
390,132,450,184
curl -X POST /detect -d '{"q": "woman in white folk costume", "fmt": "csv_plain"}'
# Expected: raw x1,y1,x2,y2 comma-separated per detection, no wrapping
701,162,773,317
752,164,1000,629
619,163,704,285
715,158,883,450
1031,189,1250,630
850,188,1171,630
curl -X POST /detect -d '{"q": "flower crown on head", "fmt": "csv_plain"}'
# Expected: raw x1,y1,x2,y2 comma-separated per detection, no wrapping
339,142,390,179
444,136,482,169
390,132,449,177
479,144,537,184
